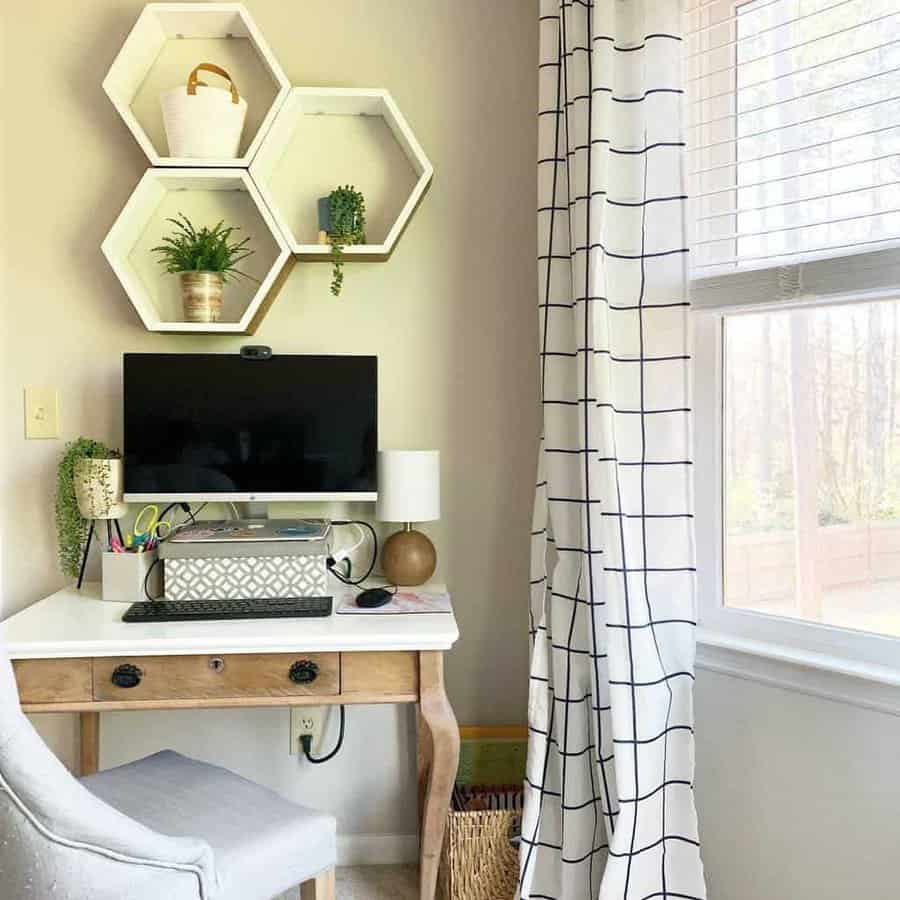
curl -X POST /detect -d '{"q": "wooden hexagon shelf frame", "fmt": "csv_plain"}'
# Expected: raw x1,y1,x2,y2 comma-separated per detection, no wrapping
103,3,289,167
100,5,434,332
250,87,433,258
101,168,293,334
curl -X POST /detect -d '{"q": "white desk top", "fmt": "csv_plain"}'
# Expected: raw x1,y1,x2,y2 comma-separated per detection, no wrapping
1,584,459,659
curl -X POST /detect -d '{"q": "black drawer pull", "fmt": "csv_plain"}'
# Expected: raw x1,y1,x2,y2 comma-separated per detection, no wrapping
111,664,143,689
289,660,319,684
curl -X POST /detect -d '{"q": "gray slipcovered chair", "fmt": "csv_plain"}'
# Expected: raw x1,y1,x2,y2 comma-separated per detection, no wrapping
0,639,336,900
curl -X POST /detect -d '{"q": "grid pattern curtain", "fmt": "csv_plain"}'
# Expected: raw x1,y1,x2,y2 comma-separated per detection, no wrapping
520,2,706,898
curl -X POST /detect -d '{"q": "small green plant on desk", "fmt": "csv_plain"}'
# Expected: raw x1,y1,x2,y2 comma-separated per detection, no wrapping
151,212,255,323
56,438,122,578
326,186,366,297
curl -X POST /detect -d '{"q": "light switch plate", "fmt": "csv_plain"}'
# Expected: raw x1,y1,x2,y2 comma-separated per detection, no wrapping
24,387,60,439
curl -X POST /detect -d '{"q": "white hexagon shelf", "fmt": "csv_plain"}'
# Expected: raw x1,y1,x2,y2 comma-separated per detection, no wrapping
101,169,292,334
103,3,289,167
250,88,433,258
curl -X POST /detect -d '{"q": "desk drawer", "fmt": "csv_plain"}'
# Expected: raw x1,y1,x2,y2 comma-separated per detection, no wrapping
93,653,339,702
13,658,93,705
342,652,419,696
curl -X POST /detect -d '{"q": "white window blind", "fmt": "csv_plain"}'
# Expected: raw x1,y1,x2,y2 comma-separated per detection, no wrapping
685,0,900,277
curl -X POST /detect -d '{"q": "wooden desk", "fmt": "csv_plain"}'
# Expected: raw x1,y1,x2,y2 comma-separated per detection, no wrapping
1,584,460,900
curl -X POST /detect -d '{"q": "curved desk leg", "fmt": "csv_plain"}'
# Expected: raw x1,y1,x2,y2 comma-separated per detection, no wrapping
418,651,459,900
417,706,433,836
80,712,99,776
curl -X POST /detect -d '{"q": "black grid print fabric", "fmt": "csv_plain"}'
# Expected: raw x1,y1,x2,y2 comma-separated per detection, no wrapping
520,2,707,898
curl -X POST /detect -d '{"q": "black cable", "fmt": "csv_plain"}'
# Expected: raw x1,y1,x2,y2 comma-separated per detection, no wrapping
158,503,180,522
300,706,346,764
141,504,198,602
143,557,163,602
327,520,378,586
329,567,356,586
151,503,193,534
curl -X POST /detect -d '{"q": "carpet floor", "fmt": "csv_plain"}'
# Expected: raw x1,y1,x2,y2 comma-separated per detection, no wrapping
277,865,418,899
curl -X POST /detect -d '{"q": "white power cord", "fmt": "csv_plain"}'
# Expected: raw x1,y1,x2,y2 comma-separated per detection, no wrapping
330,522,366,565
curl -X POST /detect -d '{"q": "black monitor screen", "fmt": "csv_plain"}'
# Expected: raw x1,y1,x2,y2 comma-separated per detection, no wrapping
124,354,377,498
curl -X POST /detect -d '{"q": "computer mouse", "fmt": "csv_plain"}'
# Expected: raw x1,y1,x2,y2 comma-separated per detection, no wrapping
356,587,393,609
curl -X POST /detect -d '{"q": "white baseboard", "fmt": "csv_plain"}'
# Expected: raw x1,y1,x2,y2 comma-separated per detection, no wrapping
337,833,419,866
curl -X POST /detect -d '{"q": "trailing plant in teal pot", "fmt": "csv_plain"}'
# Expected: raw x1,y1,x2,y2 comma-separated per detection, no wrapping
56,438,125,578
151,212,255,323
319,186,366,297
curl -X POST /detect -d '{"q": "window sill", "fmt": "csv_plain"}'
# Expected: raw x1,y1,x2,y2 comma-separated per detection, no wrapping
695,628,900,717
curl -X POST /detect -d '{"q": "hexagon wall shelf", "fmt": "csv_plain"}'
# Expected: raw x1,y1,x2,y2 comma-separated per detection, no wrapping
250,88,433,258
101,169,292,334
103,3,289,167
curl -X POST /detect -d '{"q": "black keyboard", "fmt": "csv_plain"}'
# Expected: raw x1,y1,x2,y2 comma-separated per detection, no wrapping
122,596,333,623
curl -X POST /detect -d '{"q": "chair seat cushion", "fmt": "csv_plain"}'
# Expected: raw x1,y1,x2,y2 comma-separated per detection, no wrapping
82,750,336,900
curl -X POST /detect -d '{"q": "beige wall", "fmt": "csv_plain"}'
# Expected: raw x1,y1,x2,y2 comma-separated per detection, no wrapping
0,0,539,839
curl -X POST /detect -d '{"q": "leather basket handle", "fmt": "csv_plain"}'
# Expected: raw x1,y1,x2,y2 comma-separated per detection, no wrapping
186,63,240,104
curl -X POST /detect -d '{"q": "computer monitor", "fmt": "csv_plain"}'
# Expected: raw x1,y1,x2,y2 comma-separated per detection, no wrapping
123,353,377,502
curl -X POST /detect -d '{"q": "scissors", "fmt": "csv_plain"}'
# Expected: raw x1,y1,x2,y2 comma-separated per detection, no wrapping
129,505,173,548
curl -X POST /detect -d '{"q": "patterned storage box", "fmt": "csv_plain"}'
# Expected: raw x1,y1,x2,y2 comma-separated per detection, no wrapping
159,537,328,602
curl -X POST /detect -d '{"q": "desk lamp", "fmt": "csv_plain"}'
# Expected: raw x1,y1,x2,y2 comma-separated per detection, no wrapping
376,450,440,586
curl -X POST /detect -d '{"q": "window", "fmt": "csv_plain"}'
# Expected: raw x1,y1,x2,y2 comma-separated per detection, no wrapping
725,300,900,639
687,0,900,275
687,0,900,672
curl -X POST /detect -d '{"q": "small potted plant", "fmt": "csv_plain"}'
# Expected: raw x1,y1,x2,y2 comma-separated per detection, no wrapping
319,186,366,297
151,212,255,323
56,438,126,578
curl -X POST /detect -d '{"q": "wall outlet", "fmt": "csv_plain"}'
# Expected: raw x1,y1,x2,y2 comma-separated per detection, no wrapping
24,387,60,439
289,706,328,756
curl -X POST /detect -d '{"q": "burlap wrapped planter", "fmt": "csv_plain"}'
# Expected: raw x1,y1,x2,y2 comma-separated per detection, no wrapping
180,271,224,323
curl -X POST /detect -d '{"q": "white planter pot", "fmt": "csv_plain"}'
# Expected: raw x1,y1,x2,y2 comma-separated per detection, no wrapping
160,64,248,159
74,458,127,520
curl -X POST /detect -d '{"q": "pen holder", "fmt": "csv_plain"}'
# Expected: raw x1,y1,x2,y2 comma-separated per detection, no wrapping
102,550,161,604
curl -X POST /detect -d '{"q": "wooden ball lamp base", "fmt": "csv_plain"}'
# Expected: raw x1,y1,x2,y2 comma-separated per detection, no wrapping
382,524,436,586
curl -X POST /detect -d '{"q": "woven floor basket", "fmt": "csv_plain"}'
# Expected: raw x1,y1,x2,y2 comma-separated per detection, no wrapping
438,809,520,900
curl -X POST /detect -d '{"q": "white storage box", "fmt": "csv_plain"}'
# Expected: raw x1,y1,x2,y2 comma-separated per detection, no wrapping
160,63,248,159
102,550,162,604
159,535,329,602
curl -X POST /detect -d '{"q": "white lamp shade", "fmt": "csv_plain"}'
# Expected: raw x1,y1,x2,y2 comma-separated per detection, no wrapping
376,450,440,523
